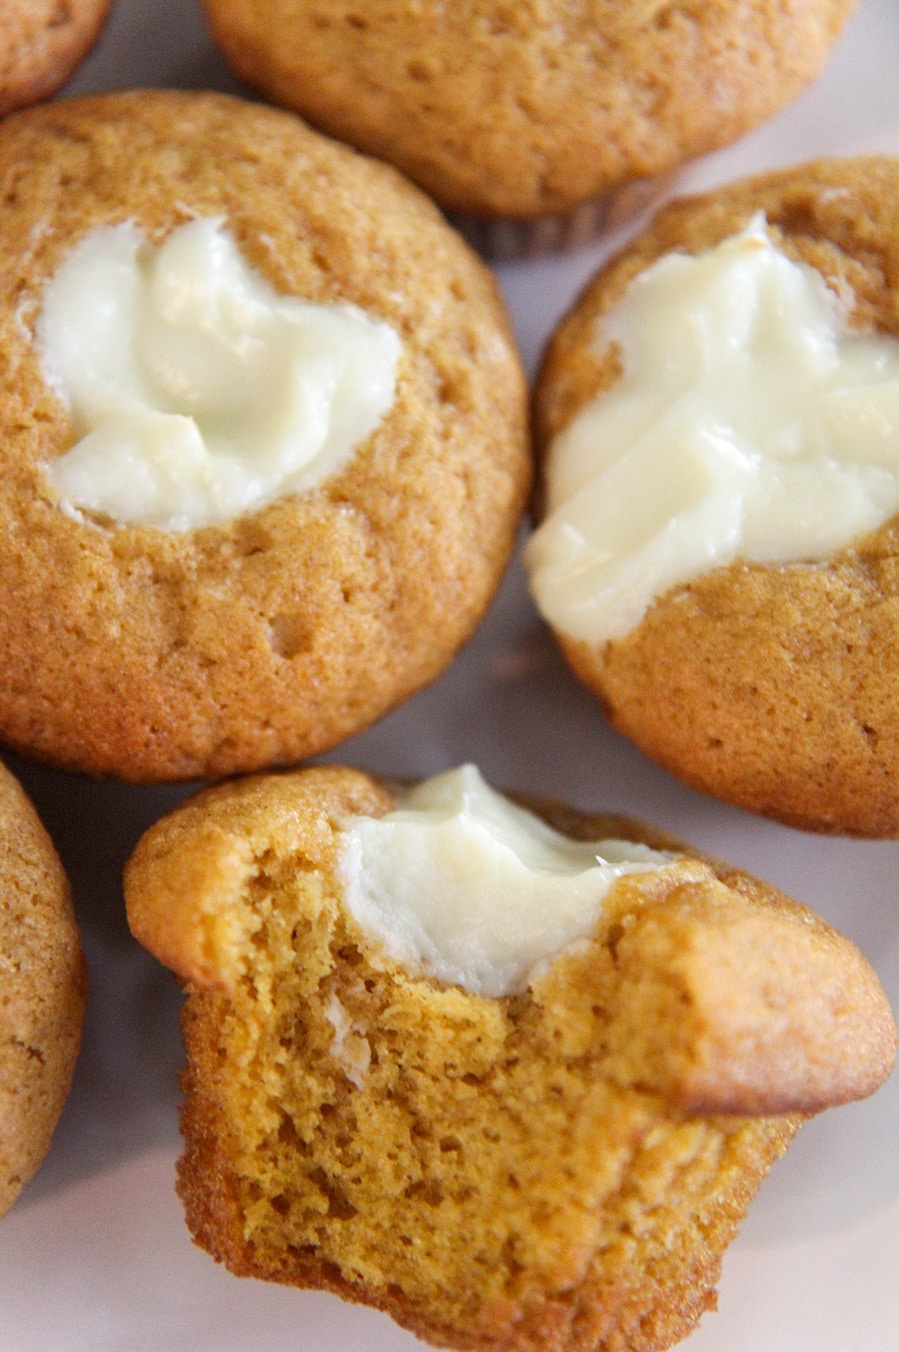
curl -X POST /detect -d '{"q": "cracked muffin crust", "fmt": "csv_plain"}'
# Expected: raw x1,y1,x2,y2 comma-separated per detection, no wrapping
0,757,85,1218
532,157,899,837
124,764,895,1352
201,0,856,219
0,90,529,782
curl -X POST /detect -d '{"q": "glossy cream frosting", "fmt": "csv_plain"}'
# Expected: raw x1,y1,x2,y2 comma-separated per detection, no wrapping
37,218,401,529
337,764,670,997
526,217,899,645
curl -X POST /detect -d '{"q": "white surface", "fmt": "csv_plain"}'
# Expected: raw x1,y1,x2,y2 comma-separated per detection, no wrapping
2,2,898,1350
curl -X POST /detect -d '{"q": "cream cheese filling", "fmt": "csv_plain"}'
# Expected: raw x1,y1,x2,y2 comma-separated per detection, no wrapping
36,217,401,530
526,217,899,645
337,764,670,998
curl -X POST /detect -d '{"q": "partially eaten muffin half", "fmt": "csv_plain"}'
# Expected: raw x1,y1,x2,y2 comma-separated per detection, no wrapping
124,765,895,1352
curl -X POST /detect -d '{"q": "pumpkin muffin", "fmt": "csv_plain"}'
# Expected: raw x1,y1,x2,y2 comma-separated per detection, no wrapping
124,763,895,1351
0,90,529,782
201,0,856,224
1,757,85,1218
527,157,899,837
0,0,113,116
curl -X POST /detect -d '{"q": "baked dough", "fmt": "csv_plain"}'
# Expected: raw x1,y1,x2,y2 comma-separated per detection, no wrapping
0,90,529,782
125,764,895,1352
201,0,857,218
533,157,899,837
0,0,112,115
0,757,85,1218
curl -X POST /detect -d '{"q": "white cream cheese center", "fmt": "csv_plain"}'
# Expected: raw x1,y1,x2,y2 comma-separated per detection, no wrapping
525,217,899,645
36,218,401,530
337,764,669,998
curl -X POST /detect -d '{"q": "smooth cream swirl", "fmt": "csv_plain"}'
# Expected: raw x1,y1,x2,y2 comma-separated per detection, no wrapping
37,218,401,530
526,217,899,645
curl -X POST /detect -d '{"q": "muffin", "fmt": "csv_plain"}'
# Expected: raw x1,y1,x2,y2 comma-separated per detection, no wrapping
0,0,112,115
1,757,85,1218
124,763,895,1352
0,90,529,782
527,157,899,837
201,0,856,250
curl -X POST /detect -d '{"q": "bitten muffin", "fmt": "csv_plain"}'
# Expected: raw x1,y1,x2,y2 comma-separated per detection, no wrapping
527,157,899,837
0,0,112,115
201,0,856,221
124,764,895,1352
0,90,529,782
1,757,85,1218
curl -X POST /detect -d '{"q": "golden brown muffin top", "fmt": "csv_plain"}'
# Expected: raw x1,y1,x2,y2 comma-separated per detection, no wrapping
0,90,529,782
126,764,897,1117
0,0,113,115
0,758,85,1217
203,0,856,216
534,156,899,836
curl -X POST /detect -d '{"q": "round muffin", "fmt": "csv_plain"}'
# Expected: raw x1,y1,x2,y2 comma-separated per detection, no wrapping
1,757,85,1218
0,90,529,783
124,763,895,1352
529,157,899,837
201,0,856,220
0,0,112,115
